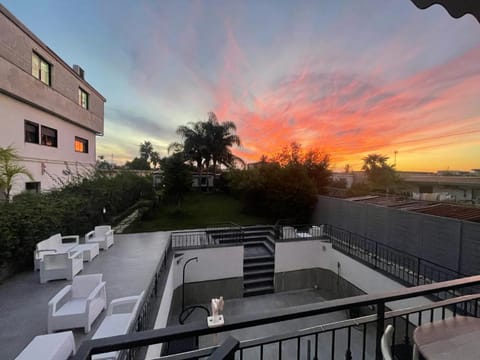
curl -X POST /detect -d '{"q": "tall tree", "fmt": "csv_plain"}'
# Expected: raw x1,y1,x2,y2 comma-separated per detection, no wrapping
361,153,397,192
0,145,33,201
204,112,242,176
139,141,154,161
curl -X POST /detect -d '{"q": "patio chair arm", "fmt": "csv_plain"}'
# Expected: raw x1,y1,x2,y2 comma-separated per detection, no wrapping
105,229,114,236
85,230,94,240
48,285,72,313
68,250,83,260
61,235,79,244
35,249,57,254
108,292,145,315
86,281,106,303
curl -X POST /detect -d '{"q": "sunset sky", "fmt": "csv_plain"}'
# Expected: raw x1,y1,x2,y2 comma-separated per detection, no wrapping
4,0,480,172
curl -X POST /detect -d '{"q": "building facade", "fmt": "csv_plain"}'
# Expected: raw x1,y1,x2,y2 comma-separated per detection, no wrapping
0,4,106,198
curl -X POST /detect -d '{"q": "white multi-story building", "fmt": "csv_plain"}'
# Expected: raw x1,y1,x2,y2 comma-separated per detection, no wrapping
0,4,106,198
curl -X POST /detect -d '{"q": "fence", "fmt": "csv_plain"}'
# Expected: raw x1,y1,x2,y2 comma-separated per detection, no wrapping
72,275,480,360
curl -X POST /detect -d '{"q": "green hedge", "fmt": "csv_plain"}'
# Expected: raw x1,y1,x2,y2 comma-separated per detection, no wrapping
0,172,154,272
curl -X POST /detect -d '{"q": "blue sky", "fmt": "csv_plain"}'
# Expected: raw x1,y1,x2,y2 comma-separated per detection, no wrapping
3,0,480,171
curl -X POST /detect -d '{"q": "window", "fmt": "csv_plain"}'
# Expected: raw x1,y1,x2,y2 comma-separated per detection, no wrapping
78,88,89,109
75,137,88,153
25,182,40,193
41,126,57,147
25,120,39,144
32,52,51,86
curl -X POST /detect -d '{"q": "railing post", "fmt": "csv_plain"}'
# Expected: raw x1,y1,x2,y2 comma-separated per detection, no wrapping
375,301,385,360
374,242,378,269
417,259,421,286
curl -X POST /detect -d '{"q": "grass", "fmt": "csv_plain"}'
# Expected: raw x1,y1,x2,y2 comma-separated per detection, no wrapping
124,192,272,232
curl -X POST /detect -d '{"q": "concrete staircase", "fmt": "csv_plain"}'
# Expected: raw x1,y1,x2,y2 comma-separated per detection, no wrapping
207,225,277,296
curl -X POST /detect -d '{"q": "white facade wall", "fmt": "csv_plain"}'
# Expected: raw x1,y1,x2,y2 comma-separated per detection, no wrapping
0,93,96,195
172,246,244,288
0,4,105,198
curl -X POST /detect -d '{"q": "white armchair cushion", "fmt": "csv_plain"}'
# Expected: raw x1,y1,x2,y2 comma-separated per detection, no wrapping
72,273,103,298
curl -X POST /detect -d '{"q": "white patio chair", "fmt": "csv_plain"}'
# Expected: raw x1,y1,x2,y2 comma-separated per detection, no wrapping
381,324,394,360
85,226,114,250
92,291,145,360
48,274,107,333
39,252,83,284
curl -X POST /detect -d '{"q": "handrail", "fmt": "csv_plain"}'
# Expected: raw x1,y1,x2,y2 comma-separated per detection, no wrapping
72,275,480,359
161,292,480,359
325,224,466,277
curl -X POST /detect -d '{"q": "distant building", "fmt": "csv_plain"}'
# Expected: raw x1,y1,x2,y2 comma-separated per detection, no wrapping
0,4,106,197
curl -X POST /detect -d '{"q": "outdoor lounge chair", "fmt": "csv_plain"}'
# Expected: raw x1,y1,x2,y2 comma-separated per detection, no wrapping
91,291,145,359
85,226,114,250
39,252,83,283
48,274,107,333
34,234,80,271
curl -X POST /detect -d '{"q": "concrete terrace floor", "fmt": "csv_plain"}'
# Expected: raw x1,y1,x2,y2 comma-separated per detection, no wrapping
0,232,169,360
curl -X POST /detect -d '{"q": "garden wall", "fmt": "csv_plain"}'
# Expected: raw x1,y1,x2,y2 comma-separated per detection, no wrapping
313,196,480,275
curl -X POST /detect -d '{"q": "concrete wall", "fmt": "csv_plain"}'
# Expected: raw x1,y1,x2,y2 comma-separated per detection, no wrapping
275,239,448,324
146,246,244,359
0,93,96,195
313,196,480,275
146,262,175,359
0,5,105,132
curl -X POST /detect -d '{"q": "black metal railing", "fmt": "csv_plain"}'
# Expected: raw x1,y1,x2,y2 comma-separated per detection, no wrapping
206,222,245,245
111,240,173,360
72,275,480,360
171,223,244,250
323,225,467,294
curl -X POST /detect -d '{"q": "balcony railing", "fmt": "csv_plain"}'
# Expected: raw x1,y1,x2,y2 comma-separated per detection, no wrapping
72,275,480,360
171,223,244,250
323,225,468,295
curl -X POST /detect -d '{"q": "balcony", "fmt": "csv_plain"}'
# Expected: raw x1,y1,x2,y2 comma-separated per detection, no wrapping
4,225,480,360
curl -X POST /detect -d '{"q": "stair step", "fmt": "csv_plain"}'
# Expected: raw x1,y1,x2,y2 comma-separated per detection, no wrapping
244,285,274,297
243,260,274,268
244,277,273,285
244,255,273,263
244,268,274,277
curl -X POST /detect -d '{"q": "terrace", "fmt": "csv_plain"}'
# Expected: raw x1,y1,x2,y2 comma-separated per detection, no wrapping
5,224,480,360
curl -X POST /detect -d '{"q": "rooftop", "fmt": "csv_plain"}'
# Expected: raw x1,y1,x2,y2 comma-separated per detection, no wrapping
0,232,169,360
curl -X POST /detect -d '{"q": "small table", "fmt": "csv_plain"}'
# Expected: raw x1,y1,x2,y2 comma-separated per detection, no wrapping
72,243,99,262
413,316,480,359
15,331,75,360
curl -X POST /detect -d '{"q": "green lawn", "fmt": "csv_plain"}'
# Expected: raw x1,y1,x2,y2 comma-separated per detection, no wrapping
125,192,272,232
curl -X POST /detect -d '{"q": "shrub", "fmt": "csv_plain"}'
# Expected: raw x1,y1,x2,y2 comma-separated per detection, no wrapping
228,163,317,223
0,171,154,273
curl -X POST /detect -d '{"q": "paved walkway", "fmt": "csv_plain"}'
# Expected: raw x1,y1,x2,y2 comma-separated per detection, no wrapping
0,232,170,360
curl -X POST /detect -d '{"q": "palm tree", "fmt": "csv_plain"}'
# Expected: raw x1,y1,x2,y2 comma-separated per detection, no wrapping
0,145,33,202
204,112,242,176
172,121,207,171
361,153,389,174
139,141,154,160
361,153,396,192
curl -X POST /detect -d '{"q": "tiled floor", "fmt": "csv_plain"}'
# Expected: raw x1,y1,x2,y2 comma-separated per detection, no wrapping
0,232,169,360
